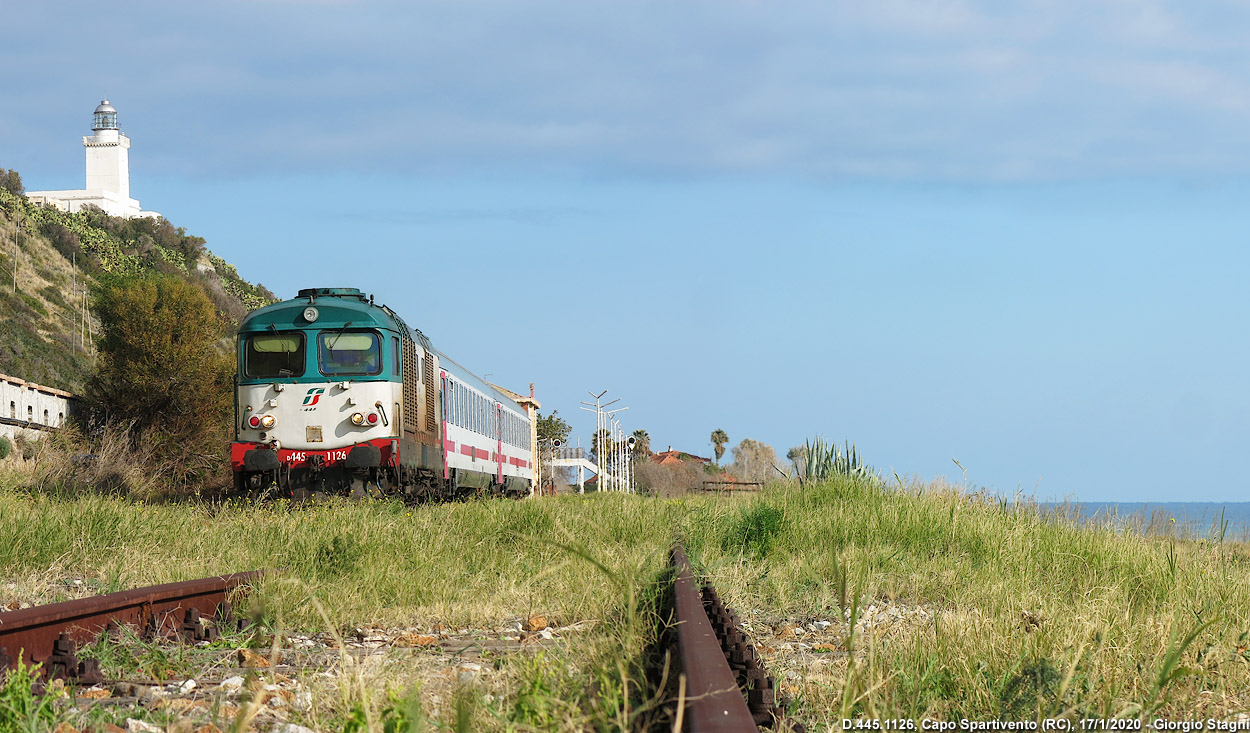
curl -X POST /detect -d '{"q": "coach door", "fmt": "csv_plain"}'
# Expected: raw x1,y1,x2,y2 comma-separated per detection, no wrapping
440,371,449,480
495,402,504,486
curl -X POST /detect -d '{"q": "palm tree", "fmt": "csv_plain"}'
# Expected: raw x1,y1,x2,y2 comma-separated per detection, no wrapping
631,429,650,459
710,429,728,466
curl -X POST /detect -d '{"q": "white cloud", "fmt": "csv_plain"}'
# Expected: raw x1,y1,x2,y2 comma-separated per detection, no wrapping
6,0,1250,181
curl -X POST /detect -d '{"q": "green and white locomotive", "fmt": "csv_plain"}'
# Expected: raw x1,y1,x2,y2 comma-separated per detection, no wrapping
231,287,537,499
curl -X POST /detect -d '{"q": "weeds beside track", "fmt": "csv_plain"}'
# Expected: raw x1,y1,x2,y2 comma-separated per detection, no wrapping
3,467,1250,729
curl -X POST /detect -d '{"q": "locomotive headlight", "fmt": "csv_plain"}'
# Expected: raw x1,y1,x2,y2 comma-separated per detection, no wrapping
302,306,319,322
350,412,365,426
260,415,277,429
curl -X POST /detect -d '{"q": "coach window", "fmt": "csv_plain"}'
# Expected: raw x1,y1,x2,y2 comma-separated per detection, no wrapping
318,331,382,376
392,337,401,376
244,333,306,379
27,406,33,421
43,409,49,425
8,401,13,419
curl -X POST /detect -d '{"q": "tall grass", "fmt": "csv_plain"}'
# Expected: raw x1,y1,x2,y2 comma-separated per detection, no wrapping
681,477,1250,725
2,464,1250,728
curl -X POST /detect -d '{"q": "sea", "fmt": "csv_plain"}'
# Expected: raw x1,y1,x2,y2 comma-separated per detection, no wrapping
1038,502,1250,542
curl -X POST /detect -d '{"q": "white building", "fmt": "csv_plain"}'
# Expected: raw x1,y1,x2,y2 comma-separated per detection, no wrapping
26,100,160,219
0,373,80,446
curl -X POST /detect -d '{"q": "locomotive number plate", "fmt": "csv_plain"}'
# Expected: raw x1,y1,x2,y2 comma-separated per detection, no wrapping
306,426,323,442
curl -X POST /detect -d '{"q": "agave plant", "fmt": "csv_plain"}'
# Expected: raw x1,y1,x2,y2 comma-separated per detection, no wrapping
797,436,872,486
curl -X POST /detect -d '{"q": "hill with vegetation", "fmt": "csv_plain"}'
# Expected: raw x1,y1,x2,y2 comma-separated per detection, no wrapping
0,168,274,392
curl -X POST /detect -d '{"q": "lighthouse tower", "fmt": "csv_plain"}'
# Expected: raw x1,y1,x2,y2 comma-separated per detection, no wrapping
25,99,159,219
84,100,130,200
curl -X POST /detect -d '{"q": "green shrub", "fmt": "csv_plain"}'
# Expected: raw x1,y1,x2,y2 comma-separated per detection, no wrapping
0,436,9,460
87,276,234,490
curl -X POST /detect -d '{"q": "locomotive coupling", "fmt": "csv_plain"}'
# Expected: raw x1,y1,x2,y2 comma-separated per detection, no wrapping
345,444,382,468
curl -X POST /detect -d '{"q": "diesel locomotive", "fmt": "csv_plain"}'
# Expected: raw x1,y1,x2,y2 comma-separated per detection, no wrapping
231,287,537,499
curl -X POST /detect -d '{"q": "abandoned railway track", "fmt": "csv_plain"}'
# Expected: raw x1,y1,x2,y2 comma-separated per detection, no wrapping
0,571,262,684
668,543,803,733
0,546,807,730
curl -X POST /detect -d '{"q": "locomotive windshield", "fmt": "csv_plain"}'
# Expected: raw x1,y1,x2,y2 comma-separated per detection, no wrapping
244,333,306,378
318,330,382,376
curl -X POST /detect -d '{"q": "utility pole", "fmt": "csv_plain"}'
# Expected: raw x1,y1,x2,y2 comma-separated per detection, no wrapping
11,209,18,294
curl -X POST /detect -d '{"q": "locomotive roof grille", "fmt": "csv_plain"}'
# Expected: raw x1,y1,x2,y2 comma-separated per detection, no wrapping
296,287,367,301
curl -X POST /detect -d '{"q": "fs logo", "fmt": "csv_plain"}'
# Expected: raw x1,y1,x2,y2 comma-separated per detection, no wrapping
303,388,326,406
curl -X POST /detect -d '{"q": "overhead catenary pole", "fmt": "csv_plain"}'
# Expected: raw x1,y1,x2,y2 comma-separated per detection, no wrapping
580,390,616,491
579,390,630,493
604,406,627,490
610,418,621,492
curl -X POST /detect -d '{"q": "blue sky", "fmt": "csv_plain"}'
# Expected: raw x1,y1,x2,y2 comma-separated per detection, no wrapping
3,1,1249,501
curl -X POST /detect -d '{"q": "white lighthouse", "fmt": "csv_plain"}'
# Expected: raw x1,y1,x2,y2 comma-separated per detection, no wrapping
27,100,160,219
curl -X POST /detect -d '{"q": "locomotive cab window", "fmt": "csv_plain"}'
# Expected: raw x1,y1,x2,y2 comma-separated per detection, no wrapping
244,333,306,379
318,331,382,376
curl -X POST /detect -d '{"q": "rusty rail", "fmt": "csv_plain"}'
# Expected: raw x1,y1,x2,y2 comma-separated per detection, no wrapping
0,571,262,682
670,544,761,732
